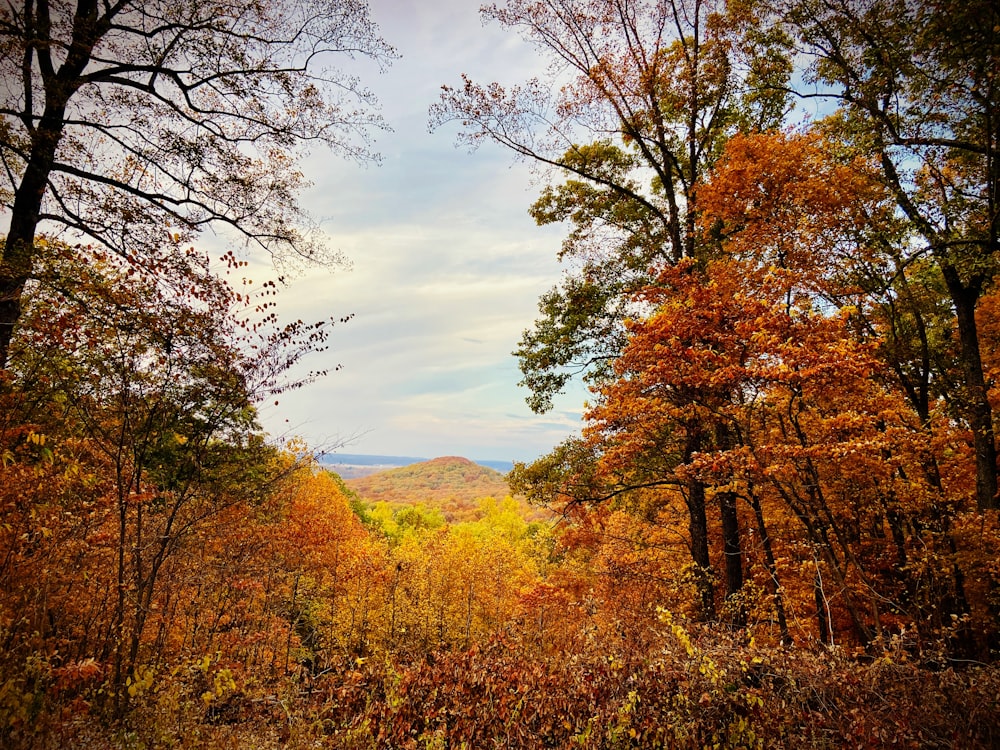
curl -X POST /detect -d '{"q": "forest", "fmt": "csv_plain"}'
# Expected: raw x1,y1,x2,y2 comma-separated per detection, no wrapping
2,0,1000,747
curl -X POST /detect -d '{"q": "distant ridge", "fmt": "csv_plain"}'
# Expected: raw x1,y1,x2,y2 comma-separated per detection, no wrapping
343,456,515,520
318,453,515,478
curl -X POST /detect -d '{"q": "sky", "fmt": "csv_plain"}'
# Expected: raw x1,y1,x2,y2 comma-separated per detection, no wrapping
254,1,588,463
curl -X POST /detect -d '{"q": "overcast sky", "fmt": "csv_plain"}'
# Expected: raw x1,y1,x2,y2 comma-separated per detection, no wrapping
255,1,587,463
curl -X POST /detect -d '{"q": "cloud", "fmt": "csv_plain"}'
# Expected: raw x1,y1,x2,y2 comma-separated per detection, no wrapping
254,0,588,462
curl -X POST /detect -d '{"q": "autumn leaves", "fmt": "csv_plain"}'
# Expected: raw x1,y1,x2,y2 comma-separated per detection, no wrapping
511,128,1000,654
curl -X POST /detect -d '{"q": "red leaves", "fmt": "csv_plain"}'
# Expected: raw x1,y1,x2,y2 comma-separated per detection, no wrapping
566,127,999,652
697,132,886,287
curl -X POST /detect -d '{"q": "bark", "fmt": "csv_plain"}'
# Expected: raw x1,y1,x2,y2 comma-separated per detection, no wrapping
1,120,65,367
943,270,998,510
814,571,831,647
718,490,745,628
0,0,102,367
686,476,715,621
714,424,744,625
748,490,790,645
683,428,715,620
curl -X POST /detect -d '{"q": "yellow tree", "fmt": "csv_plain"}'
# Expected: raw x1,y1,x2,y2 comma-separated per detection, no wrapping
1,240,342,713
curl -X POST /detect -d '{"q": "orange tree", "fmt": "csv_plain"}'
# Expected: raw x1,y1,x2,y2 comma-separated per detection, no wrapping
456,2,795,628
700,131,995,652
570,131,997,653
780,0,1000,511
0,240,342,718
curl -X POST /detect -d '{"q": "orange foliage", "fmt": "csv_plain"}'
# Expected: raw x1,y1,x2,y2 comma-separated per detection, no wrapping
3,140,1000,748
562,131,1000,655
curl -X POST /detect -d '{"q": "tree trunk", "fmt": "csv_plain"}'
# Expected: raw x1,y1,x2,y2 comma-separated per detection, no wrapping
712,422,743,625
719,490,744,628
748,490,790,645
943,270,997,510
686,476,715,621
814,570,831,647
0,1,101,367
0,120,62,366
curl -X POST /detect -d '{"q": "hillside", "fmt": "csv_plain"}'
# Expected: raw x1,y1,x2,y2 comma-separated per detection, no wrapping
344,456,543,522
345,456,508,505
320,453,514,479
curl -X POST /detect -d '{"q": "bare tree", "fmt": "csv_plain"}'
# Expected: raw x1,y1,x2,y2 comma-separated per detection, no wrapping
0,0,395,365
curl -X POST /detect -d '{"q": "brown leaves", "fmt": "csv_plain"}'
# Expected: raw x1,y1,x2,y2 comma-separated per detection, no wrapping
697,131,888,289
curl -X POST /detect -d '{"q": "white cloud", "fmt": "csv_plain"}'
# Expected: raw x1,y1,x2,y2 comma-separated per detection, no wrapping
255,0,588,462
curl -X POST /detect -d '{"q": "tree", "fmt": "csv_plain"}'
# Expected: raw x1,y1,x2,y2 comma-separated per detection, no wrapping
564,130,996,650
431,0,791,412
781,0,1000,509
2,239,341,713
0,0,394,366
435,0,793,626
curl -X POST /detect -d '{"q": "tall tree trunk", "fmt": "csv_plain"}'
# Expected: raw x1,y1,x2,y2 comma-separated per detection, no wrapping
683,429,714,620
714,424,744,626
748,489,790,645
686,476,715,621
719,490,744,628
814,570,831,647
0,120,62,367
944,272,998,510
0,0,101,367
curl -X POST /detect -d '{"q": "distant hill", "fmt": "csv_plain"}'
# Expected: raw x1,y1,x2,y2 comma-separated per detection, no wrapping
341,456,547,523
319,452,514,479
345,456,508,505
